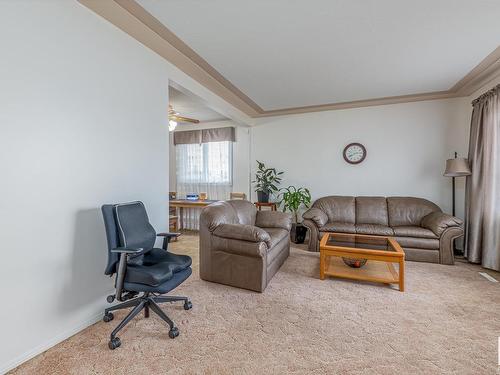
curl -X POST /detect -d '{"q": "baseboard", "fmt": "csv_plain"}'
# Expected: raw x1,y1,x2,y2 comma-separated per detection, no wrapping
1,312,103,374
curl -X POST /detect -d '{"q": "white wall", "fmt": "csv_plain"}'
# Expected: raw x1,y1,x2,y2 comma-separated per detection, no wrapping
252,99,470,220
0,2,171,372
169,121,251,198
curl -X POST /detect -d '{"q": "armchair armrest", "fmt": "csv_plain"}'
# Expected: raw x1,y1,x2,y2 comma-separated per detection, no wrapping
421,212,463,237
302,208,328,227
255,211,292,231
213,223,271,243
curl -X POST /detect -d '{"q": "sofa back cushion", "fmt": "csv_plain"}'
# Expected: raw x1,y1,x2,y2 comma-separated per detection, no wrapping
313,196,355,223
387,197,441,227
355,197,388,225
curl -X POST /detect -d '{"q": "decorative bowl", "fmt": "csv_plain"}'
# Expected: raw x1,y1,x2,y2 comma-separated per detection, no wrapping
342,257,367,268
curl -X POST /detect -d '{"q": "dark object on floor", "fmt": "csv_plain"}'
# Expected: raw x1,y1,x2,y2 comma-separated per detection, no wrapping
291,223,308,244
101,201,192,350
342,257,368,268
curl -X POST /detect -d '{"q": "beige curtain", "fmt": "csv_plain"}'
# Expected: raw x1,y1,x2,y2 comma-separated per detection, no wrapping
173,127,235,145
464,84,500,271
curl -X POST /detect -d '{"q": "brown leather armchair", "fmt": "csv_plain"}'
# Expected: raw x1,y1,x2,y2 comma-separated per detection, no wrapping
199,200,292,292
303,196,463,265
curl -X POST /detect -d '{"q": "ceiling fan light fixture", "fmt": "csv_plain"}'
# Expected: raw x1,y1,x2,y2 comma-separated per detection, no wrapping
168,119,178,131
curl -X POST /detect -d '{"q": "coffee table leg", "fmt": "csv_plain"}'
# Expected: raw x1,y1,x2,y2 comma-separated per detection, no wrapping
320,252,325,280
399,260,405,292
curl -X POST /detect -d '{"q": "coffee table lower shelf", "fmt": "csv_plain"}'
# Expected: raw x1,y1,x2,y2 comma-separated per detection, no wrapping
323,256,400,286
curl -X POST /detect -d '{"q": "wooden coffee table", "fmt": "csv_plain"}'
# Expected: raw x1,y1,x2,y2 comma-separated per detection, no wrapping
319,233,405,292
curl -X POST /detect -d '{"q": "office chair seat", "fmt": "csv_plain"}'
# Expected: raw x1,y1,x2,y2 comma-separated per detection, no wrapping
124,267,192,293
126,250,192,286
142,248,192,270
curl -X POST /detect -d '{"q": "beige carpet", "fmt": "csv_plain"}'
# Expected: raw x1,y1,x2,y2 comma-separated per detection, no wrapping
10,234,500,374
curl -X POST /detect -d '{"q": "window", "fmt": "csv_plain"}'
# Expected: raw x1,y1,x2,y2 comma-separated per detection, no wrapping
176,141,232,186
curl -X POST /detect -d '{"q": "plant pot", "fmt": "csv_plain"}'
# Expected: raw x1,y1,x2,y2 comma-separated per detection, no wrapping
290,223,308,244
257,191,269,203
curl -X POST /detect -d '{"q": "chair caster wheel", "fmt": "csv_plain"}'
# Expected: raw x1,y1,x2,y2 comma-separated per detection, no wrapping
106,295,115,303
168,327,179,339
108,337,121,350
183,301,192,310
103,312,114,323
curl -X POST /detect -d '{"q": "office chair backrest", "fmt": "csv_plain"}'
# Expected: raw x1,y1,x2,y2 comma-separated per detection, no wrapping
101,201,156,275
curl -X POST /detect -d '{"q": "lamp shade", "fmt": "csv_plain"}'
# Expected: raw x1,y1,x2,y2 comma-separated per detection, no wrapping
444,157,471,177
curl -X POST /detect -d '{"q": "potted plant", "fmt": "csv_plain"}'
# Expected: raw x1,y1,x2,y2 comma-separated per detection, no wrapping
253,160,283,203
278,186,311,243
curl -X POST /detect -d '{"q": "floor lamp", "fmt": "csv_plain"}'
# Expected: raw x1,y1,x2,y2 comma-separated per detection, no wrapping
443,152,471,254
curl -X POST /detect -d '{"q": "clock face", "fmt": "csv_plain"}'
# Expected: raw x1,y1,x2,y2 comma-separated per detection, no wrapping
343,143,366,164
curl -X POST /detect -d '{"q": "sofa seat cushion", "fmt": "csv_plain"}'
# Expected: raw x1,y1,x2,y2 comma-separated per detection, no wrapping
393,226,438,239
262,228,289,249
394,236,439,250
319,221,356,234
355,224,394,236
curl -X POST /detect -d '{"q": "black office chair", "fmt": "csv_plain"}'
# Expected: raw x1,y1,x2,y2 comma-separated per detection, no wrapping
101,201,192,350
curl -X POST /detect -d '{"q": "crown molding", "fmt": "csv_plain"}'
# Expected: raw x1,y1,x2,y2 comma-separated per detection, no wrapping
79,0,500,118
254,91,455,117
450,46,500,96
78,0,262,117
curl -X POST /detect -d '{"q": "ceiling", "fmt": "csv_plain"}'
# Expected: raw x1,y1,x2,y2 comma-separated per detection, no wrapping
169,86,228,123
138,0,500,112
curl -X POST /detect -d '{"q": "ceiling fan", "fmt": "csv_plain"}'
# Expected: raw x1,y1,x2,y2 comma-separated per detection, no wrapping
168,105,199,131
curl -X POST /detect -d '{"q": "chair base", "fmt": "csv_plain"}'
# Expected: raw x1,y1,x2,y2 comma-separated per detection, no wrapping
103,292,192,349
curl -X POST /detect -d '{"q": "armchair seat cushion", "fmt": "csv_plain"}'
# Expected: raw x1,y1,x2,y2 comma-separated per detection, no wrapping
355,224,394,236
319,221,356,234
393,226,438,239
263,228,289,249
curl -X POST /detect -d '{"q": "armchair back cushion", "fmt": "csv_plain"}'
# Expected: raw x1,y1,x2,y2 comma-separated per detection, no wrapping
230,199,257,225
201,200,257,231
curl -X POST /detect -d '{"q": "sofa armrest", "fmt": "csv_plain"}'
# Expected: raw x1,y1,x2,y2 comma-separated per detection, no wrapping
255,211,292,231
302,208,328,227
421,212,463,236
213,223,271,243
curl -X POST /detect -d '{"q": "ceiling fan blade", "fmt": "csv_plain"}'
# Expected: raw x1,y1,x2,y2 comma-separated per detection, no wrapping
169,114,200,124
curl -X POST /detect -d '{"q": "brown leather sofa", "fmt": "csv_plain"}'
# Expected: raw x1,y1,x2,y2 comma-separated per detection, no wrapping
199,200,292,292
302,196,463,265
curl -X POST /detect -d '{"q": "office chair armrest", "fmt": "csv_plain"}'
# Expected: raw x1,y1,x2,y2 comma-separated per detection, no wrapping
111,247,146,255
157,232,181,238
157,233,181,251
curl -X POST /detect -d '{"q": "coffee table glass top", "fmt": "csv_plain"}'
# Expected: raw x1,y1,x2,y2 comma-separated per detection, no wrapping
325,233,395,252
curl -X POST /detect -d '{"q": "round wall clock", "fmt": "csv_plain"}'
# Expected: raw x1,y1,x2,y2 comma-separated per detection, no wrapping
343,143,366,164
